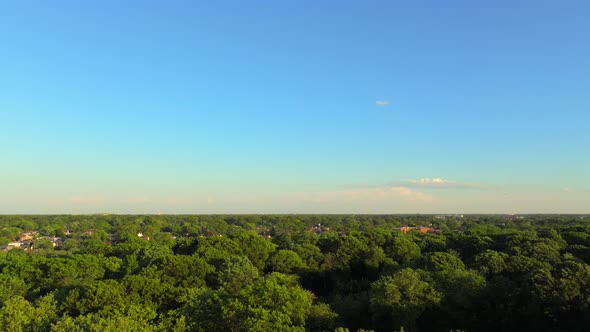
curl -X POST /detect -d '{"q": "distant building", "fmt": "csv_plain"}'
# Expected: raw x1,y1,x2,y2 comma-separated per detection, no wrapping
394,226,414,233
7,241,23,249
83,229,97,237
419,227,441,234
19,231,38,241
395,226,442,234
310,224,330,235
43,236,63,247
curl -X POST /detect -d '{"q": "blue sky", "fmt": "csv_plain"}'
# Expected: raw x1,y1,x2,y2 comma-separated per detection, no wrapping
1,1,589,213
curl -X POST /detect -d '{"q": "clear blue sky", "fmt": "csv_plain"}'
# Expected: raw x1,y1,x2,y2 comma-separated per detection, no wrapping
1,1,589,213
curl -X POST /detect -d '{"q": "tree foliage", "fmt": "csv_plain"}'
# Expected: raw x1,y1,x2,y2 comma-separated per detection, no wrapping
0,214,587,331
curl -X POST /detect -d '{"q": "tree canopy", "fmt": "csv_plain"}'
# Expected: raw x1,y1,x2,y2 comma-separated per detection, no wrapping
0,214,588,331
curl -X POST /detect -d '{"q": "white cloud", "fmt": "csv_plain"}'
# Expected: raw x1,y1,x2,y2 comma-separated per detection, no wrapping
375,100,390,106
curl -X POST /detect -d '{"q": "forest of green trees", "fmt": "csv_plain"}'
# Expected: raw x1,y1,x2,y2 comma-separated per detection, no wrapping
0,214,588,331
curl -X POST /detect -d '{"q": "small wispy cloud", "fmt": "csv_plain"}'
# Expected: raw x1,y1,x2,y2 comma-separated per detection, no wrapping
294,186,434,204
125,197,151,204
49,196,108,205
375,100,390,106
408,178,451,185
394,178,486,189
392,186,434,201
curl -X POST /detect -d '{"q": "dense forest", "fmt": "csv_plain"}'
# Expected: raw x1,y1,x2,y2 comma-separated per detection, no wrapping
0,214,588,331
